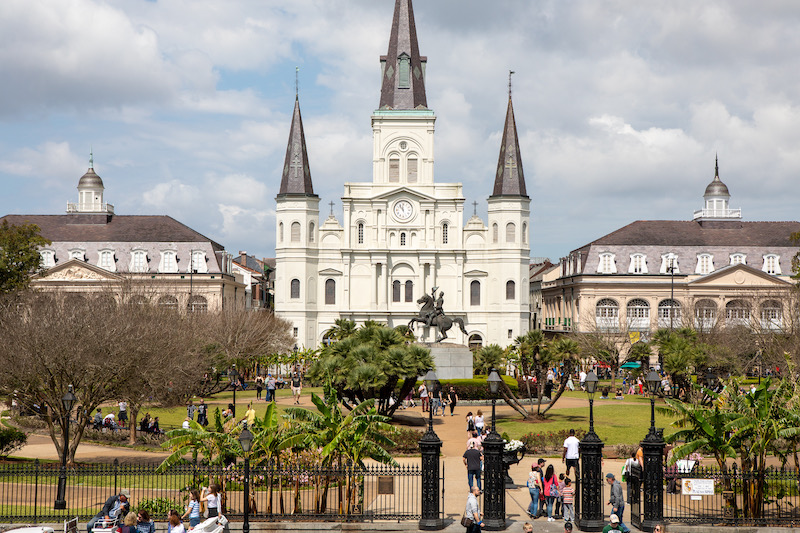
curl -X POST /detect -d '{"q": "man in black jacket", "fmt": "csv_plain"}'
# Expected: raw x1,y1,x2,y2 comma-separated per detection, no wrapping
87,489,130,532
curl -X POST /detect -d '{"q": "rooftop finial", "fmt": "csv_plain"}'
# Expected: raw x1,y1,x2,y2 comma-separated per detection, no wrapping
89,148,94,169
508,70,515,100
715,153,719,179
295,66,299,98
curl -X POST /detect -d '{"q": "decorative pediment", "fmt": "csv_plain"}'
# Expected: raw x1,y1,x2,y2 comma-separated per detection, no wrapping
688,264,792,287
318,268,344,276
371,186,437,202
36,259,123,282
464,269,489,277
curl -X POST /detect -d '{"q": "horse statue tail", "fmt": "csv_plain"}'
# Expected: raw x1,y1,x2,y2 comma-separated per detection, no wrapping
454,317,468,335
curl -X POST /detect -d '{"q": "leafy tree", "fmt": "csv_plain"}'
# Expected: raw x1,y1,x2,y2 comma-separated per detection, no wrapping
539,337,581,416
0,220,50,293
652,328,704,399
158,408,239,470
307,324,432,417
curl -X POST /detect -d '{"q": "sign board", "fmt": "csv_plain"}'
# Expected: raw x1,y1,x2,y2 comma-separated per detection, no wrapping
682,478,714,496
377,475,394,495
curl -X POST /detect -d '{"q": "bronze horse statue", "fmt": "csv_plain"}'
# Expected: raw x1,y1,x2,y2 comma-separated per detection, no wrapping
408,294,467,342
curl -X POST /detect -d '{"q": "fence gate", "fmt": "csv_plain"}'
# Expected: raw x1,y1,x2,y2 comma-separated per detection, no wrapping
628,473,642,530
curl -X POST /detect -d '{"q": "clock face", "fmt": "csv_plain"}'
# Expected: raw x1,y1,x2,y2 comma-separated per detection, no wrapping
393,200,413,221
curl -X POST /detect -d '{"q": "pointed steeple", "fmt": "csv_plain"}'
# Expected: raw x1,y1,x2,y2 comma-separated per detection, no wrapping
491,92,528,198
379,0,427,110
277,96,316,197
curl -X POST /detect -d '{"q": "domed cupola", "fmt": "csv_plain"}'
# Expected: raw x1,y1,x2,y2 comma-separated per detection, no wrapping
67,152,114,214
694,155,740,221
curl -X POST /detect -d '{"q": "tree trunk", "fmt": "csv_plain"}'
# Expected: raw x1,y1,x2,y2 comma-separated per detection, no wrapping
128,405,140,445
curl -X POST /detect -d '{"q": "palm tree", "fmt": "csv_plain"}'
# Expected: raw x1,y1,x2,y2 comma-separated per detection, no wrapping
540,337,581,416
326,318,357,341
514,330,547,407
474,344,505,375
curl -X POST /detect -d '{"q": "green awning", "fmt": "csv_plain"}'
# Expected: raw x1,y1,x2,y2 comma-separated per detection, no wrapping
620,362,642,369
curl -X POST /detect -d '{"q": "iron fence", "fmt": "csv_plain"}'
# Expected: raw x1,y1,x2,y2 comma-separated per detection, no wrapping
663,464,800,526
0,459,424,523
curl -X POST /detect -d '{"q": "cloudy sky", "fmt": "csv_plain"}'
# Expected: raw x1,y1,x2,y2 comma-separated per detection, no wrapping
2,0,800,262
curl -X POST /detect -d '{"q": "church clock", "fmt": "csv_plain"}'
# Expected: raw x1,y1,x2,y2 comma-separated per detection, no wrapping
393,199,413,221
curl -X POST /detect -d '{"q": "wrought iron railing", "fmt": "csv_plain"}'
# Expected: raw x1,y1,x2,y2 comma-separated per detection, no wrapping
0,459,424,523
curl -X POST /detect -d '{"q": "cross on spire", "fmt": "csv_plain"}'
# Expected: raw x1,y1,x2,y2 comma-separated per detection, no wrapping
329,201,335,216
472,201,478,216
295,66,299,97
290,151,302,179
89,149,94,169
508,70,515,99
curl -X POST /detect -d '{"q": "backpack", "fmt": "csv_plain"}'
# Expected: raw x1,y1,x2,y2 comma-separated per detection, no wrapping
467,418,475,432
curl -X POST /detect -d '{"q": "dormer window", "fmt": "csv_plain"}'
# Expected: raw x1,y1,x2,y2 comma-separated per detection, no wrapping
159,251,178,273
398,52,411,88
190,251,208,273
695,253,714,275
762,254,781,275
629,253,647,274
660,253,679,274
130,250,148,273
730,253,746,266
69,249,85,262
98,250,116,272
40,250,56,268
598,253,616,274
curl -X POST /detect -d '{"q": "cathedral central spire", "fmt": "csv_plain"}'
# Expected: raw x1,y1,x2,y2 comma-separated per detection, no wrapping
379,0,427,110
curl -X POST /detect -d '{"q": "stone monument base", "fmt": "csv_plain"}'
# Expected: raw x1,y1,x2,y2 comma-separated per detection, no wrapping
418,342,474,381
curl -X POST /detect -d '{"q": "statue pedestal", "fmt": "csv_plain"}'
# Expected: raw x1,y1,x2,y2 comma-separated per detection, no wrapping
419,343,473,380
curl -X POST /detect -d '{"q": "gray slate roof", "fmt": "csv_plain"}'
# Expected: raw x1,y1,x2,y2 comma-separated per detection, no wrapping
277,97,316,197
378,0,428,110
491,97,528,198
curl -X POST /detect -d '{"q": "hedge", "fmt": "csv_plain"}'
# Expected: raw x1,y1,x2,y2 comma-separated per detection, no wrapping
409,375,519,400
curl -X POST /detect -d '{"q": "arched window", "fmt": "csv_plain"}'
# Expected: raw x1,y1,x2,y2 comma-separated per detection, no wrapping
725,300,750,326
405,280,413,302
657,299,681,328
629,254,647,274
506,280,516,300
694,299,717,331
730,253,746,266
39,250,56,268
506,222,516,243
389,157,400,183
442,223,449,244
279,222,284,243
158,295,178,311
407,156,418,183
159,251,178,273
392,280,401,302
470,280,480,306
130,250,148,272
191,251,207,273
400,232,406,246
291,222,301,242
761,300,782,330
660,253,679,274
595,298,619,331
468,334,483,352
325,279,335,305
309,222,315,243
290,279,300,299
522,222,528,244
357,222,364,244
627,298,650,331
69,249,85,261
188,295,207,313
98,250,115,271
492,223,498,243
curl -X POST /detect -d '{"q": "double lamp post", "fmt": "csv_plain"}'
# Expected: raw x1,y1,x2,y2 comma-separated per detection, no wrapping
55,385,77,510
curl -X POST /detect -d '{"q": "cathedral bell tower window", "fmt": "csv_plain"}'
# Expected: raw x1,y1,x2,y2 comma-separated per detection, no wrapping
389,157,400,183
407,157,418,183
398,53,410,88
357,223,364,244
442,223,448,244
400,232,406,246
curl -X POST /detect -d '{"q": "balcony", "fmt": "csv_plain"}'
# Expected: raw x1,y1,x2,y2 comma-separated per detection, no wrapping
692,208,741,220
67,202,114,214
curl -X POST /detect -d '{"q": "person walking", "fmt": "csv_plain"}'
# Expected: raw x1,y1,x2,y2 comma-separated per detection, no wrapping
562,477,575,523
463,442,483,492
118,401,128,427
419,382,429,412
448,386,459,416
181,490,202,528
543,464,558,521
474,410,485,434
266,374,276,402
526,464,542,518
562,428,580,477
464,485,483,532
602,514,625,533
196,399,208,427
606,473,630,533
255,375,264,400
291,370,303,404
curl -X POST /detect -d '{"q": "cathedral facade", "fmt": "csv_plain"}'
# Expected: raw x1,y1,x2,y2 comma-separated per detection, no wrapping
274,0,531,350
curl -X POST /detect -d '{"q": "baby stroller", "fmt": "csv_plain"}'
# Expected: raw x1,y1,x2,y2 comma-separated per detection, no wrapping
192,514,227,533
90,517,119,533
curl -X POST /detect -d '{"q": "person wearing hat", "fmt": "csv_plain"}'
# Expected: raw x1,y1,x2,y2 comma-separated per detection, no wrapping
605,473,630,533
563,521,574,533
602,514,625,533
87,489,131,532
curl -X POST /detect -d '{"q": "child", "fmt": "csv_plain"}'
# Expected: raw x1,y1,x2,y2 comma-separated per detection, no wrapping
200,484,219,517
168,511,185,533
555,472,566,517
182,489,202,528
465,411,475,436
115,513,137,533
561,477,575,523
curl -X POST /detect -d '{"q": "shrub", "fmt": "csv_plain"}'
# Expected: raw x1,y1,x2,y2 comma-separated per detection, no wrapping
136,496,183,515
411,376,519,400
520,429,587,454
0,427,27,457
381,427,424,455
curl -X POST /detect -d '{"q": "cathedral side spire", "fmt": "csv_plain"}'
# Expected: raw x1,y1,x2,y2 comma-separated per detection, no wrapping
277,96,316,197
379,0,427,110
490,91,528,198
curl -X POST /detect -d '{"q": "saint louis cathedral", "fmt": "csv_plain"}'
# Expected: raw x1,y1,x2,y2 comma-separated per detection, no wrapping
274,0,531,350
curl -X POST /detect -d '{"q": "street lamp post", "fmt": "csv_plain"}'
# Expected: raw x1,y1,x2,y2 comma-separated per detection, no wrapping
482,368,506,531
231,364,238,417
578,371,604,532
55,384,77,510
238,425,253,533
419,369,443,530
640,370,665,532
668,258,675,331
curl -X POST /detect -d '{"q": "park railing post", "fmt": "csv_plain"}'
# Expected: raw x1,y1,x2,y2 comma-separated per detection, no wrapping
640,428,665,532
577,394,604,532
419,371,443,530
